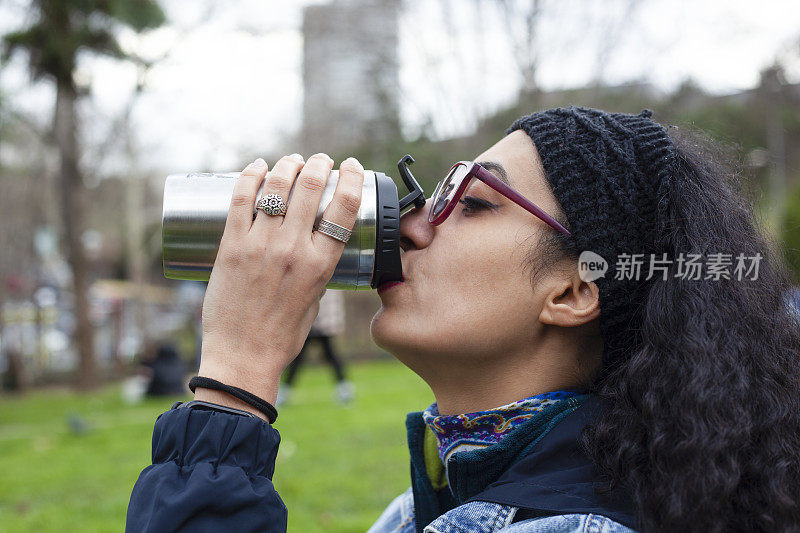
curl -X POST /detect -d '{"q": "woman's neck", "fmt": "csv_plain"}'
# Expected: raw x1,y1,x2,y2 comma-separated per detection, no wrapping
424,354,583,416
393,330,599,415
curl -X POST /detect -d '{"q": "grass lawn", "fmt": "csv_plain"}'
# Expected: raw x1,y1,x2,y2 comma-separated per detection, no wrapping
0,358,433,532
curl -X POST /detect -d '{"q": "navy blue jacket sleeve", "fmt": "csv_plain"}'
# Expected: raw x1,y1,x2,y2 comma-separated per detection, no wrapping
126,407,287,532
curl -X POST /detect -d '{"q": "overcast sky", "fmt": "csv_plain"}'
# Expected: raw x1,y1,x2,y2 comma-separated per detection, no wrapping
1,0,799,174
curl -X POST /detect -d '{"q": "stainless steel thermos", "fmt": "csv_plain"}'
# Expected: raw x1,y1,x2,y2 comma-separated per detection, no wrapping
162,155,425,290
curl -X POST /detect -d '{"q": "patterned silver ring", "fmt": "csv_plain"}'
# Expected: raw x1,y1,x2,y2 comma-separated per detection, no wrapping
315,219,353,243
257,193,287,216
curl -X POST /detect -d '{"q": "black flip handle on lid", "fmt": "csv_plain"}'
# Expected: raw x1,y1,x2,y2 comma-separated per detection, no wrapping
397,155,426,211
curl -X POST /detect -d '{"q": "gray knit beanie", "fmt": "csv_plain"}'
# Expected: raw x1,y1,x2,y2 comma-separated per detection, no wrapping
507,106,677,364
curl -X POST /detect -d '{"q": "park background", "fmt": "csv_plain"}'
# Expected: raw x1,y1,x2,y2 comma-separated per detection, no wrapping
1,0,800,531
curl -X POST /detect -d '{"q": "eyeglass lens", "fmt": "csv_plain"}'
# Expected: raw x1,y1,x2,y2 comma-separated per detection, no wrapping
429,163,468,221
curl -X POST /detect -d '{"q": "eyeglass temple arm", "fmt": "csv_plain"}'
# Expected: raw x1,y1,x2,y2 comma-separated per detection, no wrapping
398,155,427,211
473,165,571,236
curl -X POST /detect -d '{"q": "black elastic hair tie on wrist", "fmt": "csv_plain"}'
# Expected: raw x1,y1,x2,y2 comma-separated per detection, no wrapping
188,376,278,424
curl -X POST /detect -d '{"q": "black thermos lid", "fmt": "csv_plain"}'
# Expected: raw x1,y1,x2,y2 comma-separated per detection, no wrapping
372,172,403,288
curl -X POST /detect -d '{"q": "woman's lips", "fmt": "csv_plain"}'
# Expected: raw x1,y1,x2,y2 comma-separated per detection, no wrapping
377,278,405,295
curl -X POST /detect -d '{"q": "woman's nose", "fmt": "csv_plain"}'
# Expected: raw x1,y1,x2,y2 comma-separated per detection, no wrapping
399,197,434,252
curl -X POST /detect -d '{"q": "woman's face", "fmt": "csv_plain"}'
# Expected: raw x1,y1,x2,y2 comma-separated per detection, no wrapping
370,131,568,368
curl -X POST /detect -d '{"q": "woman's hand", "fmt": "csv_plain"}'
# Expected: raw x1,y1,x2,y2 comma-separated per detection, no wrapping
195,153,364,417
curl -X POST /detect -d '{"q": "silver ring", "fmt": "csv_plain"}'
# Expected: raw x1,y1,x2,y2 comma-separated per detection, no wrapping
257,193,287,216
315,219,353,243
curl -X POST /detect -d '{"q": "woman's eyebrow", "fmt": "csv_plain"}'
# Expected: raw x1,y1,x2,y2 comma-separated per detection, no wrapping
475,161,511,185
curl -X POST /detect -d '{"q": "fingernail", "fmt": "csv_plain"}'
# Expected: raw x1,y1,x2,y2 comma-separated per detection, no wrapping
290,153,304,162
344,157,363,170
254,158,267,167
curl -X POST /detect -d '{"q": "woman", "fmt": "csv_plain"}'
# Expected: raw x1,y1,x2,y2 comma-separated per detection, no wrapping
126,107,800,532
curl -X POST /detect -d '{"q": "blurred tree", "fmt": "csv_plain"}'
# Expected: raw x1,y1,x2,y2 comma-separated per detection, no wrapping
497,0,542,94
496,0,543,97
0,86,6,389
758,65,789,235
492,0,646,100
2,0,165,389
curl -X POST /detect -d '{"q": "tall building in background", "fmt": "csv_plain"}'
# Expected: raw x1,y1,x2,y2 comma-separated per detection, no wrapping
301,0,401,153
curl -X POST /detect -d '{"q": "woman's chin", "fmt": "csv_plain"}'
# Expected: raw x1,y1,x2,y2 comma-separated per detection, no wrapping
370,307,408,354
369,307,390,346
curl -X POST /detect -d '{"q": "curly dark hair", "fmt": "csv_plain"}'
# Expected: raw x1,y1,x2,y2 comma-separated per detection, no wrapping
536,128,800,531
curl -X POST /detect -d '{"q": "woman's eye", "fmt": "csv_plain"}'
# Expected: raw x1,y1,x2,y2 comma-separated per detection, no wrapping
459,196,498,214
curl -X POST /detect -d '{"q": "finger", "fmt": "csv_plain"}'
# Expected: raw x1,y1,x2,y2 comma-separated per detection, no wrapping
284,153,334,235
224,158,268,237
313,157,364,256
252,153,305,232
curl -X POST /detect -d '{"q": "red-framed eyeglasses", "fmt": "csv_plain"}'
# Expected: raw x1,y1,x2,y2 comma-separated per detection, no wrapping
428,161,571,236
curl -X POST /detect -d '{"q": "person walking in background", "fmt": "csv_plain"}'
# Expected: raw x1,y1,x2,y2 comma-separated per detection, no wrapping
277,289,354,405
143,343,187,397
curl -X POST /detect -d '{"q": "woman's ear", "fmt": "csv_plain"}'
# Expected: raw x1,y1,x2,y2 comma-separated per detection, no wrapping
538,275,601,327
